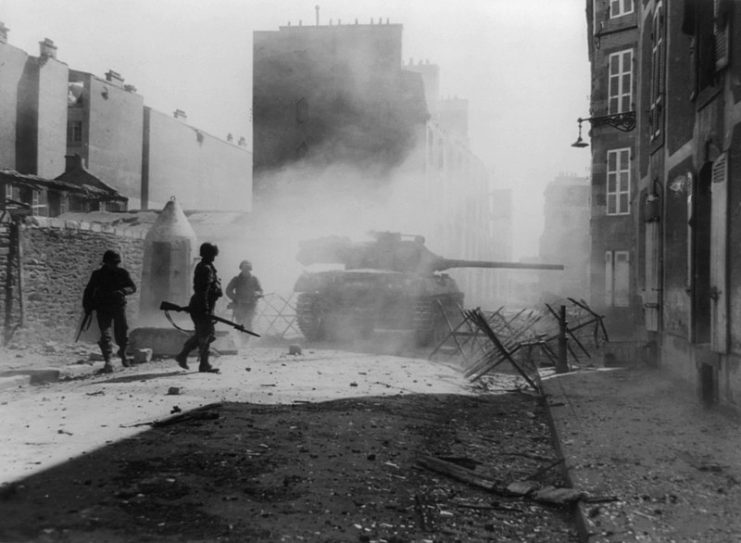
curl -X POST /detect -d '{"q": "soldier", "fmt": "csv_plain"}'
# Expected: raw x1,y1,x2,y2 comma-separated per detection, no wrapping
175,242,222,373
82,250,137,373
225,260,263,343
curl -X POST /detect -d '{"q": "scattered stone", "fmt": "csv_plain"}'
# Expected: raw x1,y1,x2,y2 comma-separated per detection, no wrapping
288,345,302,355
133,348,153,364
506,480,540,496
167,387,181,396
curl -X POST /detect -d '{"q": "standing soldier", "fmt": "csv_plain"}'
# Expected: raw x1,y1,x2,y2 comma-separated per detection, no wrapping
83,250,137,373
226,260,263,343
175,242,222,373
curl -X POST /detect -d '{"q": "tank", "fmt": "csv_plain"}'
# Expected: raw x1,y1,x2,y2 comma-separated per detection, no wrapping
293,231,563,346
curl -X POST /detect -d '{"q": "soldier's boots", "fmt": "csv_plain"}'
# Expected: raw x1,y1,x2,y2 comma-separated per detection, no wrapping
118,346,131,368
198,350,219,373
175,351,190,370
98,340,114,374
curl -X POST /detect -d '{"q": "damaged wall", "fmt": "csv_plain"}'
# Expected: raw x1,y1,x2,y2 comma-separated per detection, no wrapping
0,217,146,344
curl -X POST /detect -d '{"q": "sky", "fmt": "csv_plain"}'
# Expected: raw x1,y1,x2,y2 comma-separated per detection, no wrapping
1,0,591,259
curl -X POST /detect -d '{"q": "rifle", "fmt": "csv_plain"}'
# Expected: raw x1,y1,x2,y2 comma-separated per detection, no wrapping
75,311,93,343
159,301,261,337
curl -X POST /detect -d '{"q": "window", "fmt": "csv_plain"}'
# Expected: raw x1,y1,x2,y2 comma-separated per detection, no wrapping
610,0,634,18
607,148,631,215
31,190,47,217
649,4,665,139
608,49,633,114
4,183,12,200
67,121,83,144
605,250,630,307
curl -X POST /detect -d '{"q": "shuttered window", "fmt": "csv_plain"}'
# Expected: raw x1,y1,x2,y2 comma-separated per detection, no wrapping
649,3,665,140
608,49,633,114
714,0,730,70
605,250,631,307
607,148,631,215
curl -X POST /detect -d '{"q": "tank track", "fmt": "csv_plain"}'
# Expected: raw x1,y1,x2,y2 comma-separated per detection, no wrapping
296,293,327,341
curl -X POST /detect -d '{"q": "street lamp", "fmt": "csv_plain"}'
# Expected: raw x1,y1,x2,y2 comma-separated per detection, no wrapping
571,111,636,148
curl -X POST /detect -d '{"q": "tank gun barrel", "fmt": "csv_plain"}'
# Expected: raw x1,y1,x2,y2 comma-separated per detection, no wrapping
433,259,564,272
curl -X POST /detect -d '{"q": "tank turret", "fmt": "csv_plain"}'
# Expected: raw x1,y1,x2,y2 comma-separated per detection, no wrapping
296,231,563,274
294,232,563,346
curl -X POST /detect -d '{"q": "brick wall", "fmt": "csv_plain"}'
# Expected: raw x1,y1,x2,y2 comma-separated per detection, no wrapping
0,217,146,345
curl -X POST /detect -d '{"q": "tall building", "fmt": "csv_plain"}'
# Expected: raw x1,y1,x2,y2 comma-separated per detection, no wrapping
538,174,590,300
252,20,429,193
143,107,252,211
67,69,144,208
583,1,640,339
582,0,741,406
0,28,68,178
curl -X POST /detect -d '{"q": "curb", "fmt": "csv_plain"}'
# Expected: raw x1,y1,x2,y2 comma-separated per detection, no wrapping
0,374,32,391
0,363,102,386
540,375,591,543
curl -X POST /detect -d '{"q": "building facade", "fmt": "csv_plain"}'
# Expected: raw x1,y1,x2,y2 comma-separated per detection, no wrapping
584,0,642,340
539,174,591,301
0,23,252,213
143,107,252,211
584,0,741,406
67,69,145,208
252,20,429,193
0,29,68,178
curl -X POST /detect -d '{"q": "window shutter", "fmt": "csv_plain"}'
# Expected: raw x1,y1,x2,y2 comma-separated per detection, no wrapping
605,251,614,306
714,0,730,70
712,152,728,185
614,251,631,307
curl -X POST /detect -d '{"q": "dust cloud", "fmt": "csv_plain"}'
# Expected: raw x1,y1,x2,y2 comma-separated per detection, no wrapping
225,156,432,299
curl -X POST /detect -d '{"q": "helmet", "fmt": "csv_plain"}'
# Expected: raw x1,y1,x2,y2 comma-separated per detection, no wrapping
239,260,252,272
102,250,121,265
200,242,219,259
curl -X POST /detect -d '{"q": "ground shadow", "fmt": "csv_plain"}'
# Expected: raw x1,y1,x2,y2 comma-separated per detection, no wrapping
0,394,577,542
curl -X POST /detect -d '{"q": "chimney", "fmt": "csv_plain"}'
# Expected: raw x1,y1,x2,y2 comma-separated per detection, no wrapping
0,22,9,44
39,38,57,59
238,136,246,146
64,154,84,172
173,109,187,120
105,70,124,86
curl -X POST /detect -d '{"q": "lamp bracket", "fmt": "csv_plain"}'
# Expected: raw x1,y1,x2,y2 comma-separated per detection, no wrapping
578,111,636,132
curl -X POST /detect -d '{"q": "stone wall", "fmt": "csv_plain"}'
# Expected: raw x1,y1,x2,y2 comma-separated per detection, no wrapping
0,217,146,345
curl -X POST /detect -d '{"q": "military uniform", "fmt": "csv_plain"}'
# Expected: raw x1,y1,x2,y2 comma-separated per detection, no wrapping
175,244,222,372
226,265,262,337
83,251,136,372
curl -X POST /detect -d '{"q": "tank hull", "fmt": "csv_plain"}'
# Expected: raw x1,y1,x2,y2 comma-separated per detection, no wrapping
294,269,463,346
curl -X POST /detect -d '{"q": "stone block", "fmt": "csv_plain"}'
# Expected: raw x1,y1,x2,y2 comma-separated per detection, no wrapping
133,348,153,364
0,368,61,385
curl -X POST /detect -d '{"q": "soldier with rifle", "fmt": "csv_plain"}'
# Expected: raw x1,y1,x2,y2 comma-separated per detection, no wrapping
174,242,223,373
82,250,137,373
225,260,263,346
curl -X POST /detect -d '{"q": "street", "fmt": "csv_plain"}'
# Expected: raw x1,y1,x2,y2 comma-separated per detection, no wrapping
0,345,582,542
0,347,475,485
